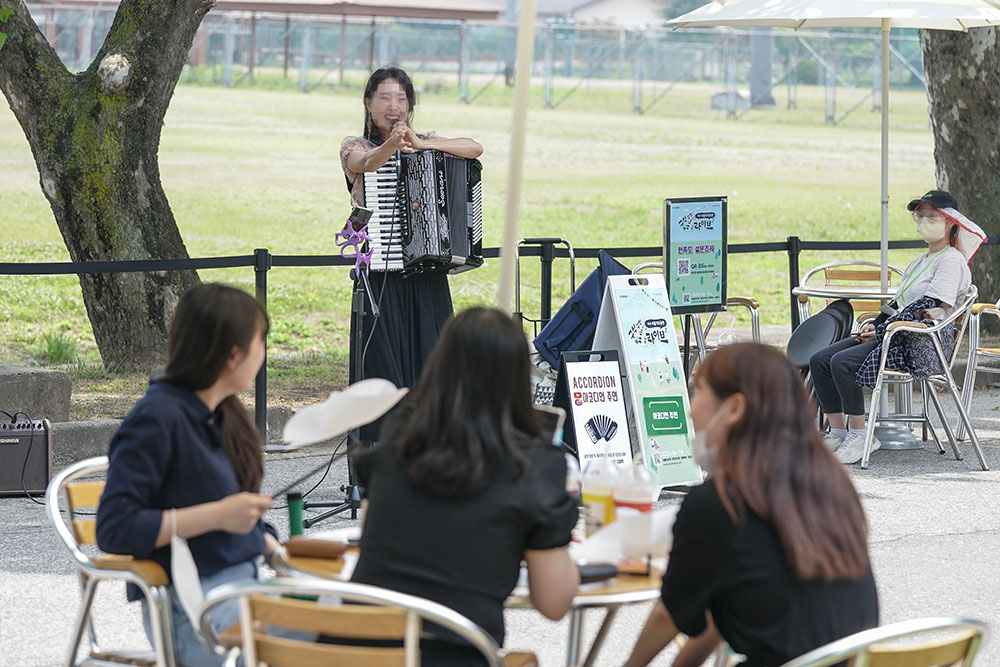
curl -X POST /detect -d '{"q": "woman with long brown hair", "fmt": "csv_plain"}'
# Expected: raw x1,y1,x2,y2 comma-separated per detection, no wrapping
625,343,878,667
97,283,278,667
351,308,580,665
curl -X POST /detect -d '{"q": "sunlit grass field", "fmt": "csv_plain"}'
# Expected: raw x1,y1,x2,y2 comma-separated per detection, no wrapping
0,74,941,412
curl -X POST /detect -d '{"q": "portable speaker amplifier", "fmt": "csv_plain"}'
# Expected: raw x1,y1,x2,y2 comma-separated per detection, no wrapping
0,419,52,496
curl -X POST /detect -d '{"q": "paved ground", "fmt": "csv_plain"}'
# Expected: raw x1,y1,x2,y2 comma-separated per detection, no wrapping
3,387,1000,667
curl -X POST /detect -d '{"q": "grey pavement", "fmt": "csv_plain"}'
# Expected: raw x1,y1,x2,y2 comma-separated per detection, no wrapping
3,388,1000,667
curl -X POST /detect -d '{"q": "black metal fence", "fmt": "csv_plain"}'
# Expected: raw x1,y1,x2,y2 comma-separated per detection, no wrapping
2,235,994,435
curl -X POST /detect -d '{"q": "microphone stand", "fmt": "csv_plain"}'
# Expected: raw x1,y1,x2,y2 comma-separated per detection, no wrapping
301,267,378,526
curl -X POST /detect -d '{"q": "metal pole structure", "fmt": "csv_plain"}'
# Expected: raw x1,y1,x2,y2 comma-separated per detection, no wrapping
824,41,836,125
78,9,94,70
223,14,236,87
871,35,881,111
879,18,890,293
618,28,625,80
368,18,376,72
458,20,469,103
787,235,801,331
544,25,554,108
253,248,271,440
632,31,642,114
283,16,290,79
497,0,538,313
339,15,347,85
299,19,311,92
248,14,256,78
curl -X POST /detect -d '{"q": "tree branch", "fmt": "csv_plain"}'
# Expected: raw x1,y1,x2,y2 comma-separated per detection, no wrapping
0,0,70,125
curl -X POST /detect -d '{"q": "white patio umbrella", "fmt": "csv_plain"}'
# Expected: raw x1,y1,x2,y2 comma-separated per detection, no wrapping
497,0,538,313
669,0,1000,291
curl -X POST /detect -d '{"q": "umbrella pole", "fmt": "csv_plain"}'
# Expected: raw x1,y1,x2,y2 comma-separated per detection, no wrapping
497,0,538,314
880,18,890,293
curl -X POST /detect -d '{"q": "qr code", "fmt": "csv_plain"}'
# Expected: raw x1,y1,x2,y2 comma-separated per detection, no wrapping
683,293,691,304
652,452,662,466
677,258,690,277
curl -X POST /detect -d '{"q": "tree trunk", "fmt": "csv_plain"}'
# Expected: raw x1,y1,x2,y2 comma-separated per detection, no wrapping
0,0,212,370
920,27,1000,305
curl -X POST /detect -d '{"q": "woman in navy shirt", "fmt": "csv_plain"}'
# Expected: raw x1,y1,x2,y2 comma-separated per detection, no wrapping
97,283,277,667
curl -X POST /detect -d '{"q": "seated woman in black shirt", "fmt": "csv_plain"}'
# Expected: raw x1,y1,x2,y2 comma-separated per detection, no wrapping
351,307,581,664
625,343,878,667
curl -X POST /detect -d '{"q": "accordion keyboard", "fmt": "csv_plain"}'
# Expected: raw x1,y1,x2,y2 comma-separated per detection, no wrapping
363,155,405,272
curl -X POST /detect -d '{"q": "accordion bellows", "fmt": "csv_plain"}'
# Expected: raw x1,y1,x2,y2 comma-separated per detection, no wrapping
585,415,618,444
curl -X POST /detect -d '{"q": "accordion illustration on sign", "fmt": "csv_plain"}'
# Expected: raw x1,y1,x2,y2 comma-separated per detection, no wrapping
584,415,619,444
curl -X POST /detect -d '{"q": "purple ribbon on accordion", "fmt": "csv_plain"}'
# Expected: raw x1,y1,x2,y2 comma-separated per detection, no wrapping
335,219,374,277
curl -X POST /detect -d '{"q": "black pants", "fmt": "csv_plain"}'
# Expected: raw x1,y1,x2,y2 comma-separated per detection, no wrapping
809,338,877,416
350,270,453,441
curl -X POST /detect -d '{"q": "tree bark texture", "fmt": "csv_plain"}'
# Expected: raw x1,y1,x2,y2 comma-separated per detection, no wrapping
0,0,213,370
920,27,1000,305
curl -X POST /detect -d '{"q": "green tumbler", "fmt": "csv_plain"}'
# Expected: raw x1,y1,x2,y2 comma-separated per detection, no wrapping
287,492,304,536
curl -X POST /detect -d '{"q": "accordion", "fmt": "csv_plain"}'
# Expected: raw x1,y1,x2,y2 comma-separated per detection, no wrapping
363,150,484,275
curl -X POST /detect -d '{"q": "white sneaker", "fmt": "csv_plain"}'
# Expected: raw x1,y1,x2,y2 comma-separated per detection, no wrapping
822,432,845,452
834,432,882,465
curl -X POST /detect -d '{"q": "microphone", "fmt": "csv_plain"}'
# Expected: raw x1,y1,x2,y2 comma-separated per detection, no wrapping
389,118,399,131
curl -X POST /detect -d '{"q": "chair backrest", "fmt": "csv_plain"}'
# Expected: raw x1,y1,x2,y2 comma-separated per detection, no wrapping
802,260,904,315
200,578,505,667
949,287,979,368
45,456,110,567
778,617,988,667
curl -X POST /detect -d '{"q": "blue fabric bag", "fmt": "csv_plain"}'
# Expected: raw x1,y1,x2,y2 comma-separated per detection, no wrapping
532,250,631,367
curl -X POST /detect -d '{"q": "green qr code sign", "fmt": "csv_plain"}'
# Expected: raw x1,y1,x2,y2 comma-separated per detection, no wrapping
643,396,688,436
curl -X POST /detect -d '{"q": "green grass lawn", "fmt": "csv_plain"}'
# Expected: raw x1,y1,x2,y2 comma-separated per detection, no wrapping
0,75,941,414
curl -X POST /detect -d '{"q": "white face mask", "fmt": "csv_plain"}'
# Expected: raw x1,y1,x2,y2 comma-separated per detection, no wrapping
690,398,732,475
916,218,948,243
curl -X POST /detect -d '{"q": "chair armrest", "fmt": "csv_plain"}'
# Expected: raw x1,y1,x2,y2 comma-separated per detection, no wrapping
218,622,241,648
92,555,169,587
971,303,999,316
797,295,810,304
887,321,928,332
856,312,879,324
727,296,758,310
502,652,539,667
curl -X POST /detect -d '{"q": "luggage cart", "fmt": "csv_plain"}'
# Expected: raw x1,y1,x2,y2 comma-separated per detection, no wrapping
513,237,576,336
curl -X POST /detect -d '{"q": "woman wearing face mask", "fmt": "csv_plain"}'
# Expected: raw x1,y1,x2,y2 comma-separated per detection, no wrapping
625,343,878,667
809,190,984,465
339,66,483,440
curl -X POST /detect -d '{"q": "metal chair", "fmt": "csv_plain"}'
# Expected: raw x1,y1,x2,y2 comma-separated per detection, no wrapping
779,616,988,667
798,260,904,328
957,299,1000,441
860,288,987,470
46,456,176,667
632,261,760,374
198,577,537,667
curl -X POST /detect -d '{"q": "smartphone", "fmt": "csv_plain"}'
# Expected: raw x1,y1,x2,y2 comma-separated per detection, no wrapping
534,404,567,446
348,206,373,231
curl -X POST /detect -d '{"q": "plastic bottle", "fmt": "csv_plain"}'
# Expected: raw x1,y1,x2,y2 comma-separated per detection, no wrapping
287,492,305,536
612,458,658,514
581,458,619,536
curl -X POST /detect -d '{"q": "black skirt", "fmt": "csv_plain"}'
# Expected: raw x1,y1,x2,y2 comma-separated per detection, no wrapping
350,271,452,440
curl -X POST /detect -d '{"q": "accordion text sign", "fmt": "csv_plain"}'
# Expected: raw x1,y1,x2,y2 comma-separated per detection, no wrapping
563,359,632,471
664,196,727,315
593,274,701,488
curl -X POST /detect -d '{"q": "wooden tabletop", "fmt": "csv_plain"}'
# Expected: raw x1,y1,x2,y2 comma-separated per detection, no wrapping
280,551,663,611
792,285,897,300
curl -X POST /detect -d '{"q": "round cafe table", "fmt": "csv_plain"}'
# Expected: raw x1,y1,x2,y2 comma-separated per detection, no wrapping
276,549,664,667
791,284,922,451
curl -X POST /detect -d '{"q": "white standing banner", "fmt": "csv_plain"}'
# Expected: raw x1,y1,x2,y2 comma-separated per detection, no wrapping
593,274,702,488
562,358,632,471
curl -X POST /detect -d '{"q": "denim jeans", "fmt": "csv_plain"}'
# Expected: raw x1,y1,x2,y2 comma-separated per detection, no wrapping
809,337,878,416
142,559,258,667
